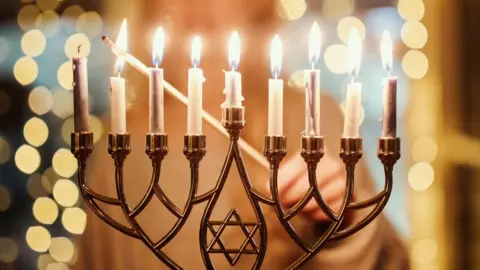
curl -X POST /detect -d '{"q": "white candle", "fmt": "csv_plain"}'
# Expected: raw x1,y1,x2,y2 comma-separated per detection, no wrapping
380,31,397,137
187,36,204,135
72,54,89,132
268,35,284,136
110,61,126,134
149,27,165,133
304,22,322,136
223,31,243,108
343,28,363,138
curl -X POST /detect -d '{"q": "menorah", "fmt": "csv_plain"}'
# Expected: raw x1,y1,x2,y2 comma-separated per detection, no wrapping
70,106,400,269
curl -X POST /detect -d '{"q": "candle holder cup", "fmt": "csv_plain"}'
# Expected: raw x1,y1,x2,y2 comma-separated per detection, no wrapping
71,107,400,269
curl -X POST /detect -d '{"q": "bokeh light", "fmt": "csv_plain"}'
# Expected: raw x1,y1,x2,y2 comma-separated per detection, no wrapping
287,70,304,89
52,89,74,119
53,180,79,207
412,136,438,163
57,61,74,90
29,86,54,115
61,5,84,34
412,239,438,264
337,16,366,44
0,90,11,116
0,186,11,212
15,144,41,174
61,118,74,144
62,207,87,234
18,5,41,31
35,10,61,38
0,238,18,263
26,226,51,252
41,167,60,194
14,56,38,85
276,0,307,21
322,0,354,21
0,36,9,63
402,50,429,79
408,162,435,191
24,117,49,147
36,0,60,11
0,136,11,164
65,33,91,58
76,12,103,37
21,29,46,57
398,0,425,21
401,21,428,49
38,254,56,270
49,237,75,263
47,263,70,270
324,44,349,74
89,115,104,143
27,174,48,199
52,148,77,178
33,197,59,225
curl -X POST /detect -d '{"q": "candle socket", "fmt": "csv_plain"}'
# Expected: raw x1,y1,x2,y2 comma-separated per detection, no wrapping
183,135,206,163
145,133,168,161
70,132,94,161
340,137,363,166
222,107,245,138
301,136,324,163
108,133,131,166
377,137,400,166
263,136,287,164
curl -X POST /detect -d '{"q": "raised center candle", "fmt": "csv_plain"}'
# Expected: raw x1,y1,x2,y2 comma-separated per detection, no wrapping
187,36,204,135
380,30,398,138
72,47,89,132
222,31,243,108
268,35,284,136
149,27,165,133
304,22,321,136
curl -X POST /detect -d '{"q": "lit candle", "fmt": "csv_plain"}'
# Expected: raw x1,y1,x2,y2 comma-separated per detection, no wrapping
73,46,89,132
149,27,165,133
343,28,363,138
380,30,397,138
222,31,243,108
268,35,283,136
187,36,204,135
304,22,321,136
110,19,127,134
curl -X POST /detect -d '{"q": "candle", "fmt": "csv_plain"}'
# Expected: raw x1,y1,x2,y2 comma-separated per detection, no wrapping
343,28,363,138
187,36,204,135
268,35,283,136
222,31,243,108
110,19,128,134
72,47,89,132
304,22,321,136
149,27,165,133
380,30,397,138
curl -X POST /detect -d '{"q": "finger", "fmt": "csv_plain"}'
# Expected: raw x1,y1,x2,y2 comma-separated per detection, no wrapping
275,155,305,193
315,156,344,186
305,199,344,222
279,170,309,205
302,176,346,212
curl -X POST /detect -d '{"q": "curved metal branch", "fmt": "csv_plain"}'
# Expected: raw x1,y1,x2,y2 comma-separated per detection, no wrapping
153,185,183,218
82,185,121,205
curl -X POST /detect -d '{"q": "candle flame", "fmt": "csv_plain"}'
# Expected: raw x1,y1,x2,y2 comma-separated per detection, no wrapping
152,27,165,68
308,22,322,68
381,30,393,75
270,35,282,79
348,28,362,81
114,18,128,74
228,31,240,71
191,36,202,68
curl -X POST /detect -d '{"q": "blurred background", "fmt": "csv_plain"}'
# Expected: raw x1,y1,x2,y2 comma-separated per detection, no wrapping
0,0,465,269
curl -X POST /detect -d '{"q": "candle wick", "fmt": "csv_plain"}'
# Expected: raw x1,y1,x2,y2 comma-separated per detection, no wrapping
311,62,315,70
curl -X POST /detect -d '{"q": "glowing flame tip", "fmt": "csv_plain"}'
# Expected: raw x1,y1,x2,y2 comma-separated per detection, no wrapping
308,21,322,66
348,28,362,80
270,35,282,79
191,36,202,68
228,31,240,71
381,30,393,74
152,27,165,67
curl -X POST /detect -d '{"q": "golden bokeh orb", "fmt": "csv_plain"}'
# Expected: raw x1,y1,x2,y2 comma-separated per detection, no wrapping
38,254,56,270
401,21,428,49
408,162,435,191
76,12,104,37
0,136,11,164
65,33,91,58
61,5,84,34
57,62,74,90
24,117,49,147
33,197,59,225
52,89,74,119
37,0,60,11
276,0,307,21
46,263,70,270
287,70,305,89
18,5,41,31
53,180,79,207
322,0,354,21
412,136,438,163
35,10,60,38
29,86,54,115
49,237,75,263
398,0,425,21
15,144,41,174
62,207,87,235
61,118,74,144
41,167,60,194
14,56,38,85
21,29,46,57
52,148,78,178
0,186,11,212
89,115,104,143
0,238,18,263
26,226,51,252
337,16,366,44
412,239,437,264
402,50,429,80
27,174,48,199
324,44,349,74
